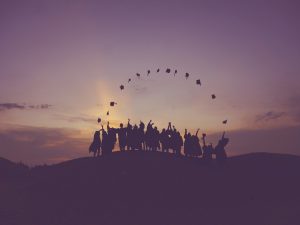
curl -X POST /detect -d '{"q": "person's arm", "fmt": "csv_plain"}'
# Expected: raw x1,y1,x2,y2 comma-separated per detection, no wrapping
222,131,225,139
127,119,130,127
202,134,206,146
195,129,199,137
184,129,187,138
168,122,172,130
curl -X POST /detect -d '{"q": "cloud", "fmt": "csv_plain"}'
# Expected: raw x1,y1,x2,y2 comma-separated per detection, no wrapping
0,103,26,111
0,125,90,165
0,103,52,112
255,111,286,122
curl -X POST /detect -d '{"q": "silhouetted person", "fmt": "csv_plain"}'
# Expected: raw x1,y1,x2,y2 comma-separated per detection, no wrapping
145,120,154,151
214,132,229,163
184,129,192,157
107,122,116,154
126,119,133,150
138,121,145,150
153,126,160,151
117,123,127,151
101,126,109,155
191,129,202,157
165,122,173,153
132,124,139,150
160,128,168,153
202,133,213,161
89,130,101,157
173,130,183,156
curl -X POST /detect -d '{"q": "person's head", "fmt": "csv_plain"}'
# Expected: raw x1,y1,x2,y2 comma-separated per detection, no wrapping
162,128,166,132
120,123,123,128
154,126,157,130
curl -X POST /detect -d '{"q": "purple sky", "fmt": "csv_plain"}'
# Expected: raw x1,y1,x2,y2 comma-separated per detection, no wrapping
1,0,300,164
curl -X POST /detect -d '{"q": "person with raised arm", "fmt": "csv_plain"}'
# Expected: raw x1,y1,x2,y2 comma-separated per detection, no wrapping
202,133,213,161
184,129,192,157
100,124,109,156
192,129,202,157
214,131,229,163
126,119,133,151
107,121,116,154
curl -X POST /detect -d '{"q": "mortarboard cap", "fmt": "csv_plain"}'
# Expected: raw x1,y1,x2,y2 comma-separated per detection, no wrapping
110,102,117,107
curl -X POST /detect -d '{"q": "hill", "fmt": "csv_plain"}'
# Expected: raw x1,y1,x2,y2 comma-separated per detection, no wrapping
1,151,300,225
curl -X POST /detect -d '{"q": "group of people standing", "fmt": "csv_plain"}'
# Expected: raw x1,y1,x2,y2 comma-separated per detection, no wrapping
89,120,229,163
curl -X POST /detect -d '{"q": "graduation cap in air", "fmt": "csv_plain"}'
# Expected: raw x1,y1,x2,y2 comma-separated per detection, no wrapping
97,118,101,123
166,68,171,73
147,70,150,76
128,78,131,83
185,73,190,79
174,69,177,76
107,111,109,116
222,120,228,124
136,73,141,78
110,101,117,107
157,69,160,73
211,94,216,99
196,79,201,85
120,85,124,90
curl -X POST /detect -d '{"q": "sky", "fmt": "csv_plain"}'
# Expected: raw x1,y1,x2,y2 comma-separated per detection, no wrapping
0,0,300,165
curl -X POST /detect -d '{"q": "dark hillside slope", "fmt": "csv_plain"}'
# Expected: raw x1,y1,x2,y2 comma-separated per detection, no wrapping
1,151,300,225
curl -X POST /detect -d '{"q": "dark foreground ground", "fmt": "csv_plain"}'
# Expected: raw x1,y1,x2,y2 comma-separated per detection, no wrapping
1,151,300,225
